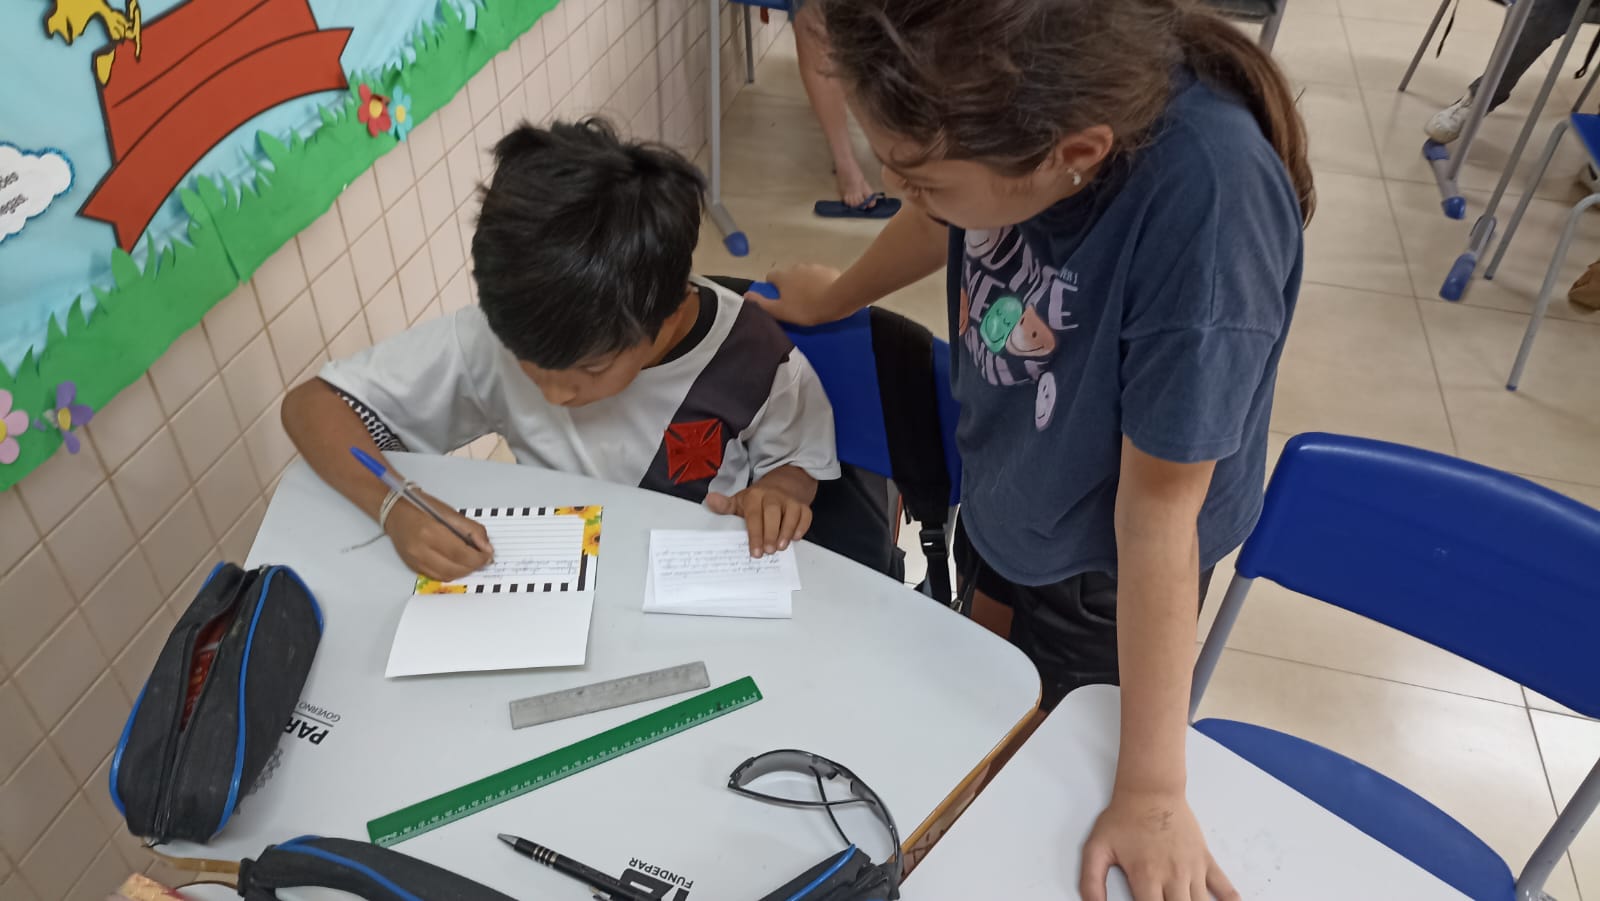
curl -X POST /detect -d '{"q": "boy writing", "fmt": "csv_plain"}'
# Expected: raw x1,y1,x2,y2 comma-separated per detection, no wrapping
281,118,840,581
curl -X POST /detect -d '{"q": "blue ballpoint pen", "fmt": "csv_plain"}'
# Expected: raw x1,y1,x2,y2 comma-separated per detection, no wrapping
350,447,484,552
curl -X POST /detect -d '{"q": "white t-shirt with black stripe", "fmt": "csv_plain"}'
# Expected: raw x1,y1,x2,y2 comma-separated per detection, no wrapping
319,277,840,501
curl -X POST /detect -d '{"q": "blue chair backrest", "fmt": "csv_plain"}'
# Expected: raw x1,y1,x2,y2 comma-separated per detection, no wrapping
1239,433,1600,717
782,309,962,505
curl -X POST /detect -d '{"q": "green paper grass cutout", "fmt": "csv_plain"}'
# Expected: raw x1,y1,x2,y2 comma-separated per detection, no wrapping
0,0,558,490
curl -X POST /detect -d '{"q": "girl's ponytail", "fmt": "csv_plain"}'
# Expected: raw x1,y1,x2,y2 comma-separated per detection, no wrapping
1176,7,1316,222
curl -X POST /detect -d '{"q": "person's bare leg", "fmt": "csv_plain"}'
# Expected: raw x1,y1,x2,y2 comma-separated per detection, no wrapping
794,4,875,207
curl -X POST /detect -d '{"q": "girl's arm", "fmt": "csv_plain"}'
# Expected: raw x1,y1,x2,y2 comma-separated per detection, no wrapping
754,208,949,325
1079,437,1239,901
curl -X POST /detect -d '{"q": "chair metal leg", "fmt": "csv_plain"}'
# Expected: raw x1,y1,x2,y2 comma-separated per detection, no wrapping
1487,121,1570,280
1507,192,1600,391
1515,756,1600,900
1399,0,1453,92
1257,0,1286,53
743,3,755,84
1190,574,1255,721
1447,0,1539,182
707,0,749,256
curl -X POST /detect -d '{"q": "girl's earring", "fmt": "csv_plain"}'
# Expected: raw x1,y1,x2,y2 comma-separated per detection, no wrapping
1070,169,1084,187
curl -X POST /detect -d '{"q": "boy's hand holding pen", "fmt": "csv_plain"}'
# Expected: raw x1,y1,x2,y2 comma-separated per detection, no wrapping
352,448,495,582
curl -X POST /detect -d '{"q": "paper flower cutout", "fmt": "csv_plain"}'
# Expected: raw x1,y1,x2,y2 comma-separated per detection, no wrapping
0,390,28,465
37,382,94,454
555,506,603,557
357,84,392,137
388,87,415,141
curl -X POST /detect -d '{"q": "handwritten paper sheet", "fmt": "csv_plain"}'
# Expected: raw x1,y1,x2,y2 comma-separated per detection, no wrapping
643,530,800,619
386,507,602,677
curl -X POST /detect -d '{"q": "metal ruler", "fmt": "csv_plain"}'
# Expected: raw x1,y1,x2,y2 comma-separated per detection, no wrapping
509,662,711,729
367,676,763,847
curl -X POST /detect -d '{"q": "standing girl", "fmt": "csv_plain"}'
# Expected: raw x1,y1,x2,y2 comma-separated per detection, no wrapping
751,1,1313,898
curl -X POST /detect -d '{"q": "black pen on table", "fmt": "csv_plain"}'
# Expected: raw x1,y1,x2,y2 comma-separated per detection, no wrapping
498,834,652,901
350,447,483,552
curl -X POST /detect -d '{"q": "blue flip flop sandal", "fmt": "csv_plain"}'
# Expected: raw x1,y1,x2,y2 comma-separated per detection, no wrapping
814,193,902,219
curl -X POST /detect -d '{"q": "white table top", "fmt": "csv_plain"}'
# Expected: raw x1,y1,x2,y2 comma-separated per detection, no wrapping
164,455,1039,899
905,684,1471,900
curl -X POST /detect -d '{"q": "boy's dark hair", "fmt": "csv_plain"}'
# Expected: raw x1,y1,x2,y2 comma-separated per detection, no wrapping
471,117,706,369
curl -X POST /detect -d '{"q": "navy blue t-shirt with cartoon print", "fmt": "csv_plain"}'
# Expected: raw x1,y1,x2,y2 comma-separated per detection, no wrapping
949,70,1305,586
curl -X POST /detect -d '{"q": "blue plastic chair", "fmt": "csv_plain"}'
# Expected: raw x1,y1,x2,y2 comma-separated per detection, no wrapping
1485,112,1600,391
1190,433,1600,901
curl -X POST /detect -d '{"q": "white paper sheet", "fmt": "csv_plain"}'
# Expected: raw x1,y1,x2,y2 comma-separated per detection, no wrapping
386,507,600,677
643,529,799,619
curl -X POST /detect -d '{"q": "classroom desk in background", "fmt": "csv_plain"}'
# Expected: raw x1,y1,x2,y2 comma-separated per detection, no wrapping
904,684,1472,900
158,454,1039,899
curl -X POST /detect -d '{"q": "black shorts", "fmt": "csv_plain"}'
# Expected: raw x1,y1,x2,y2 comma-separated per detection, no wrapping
953,519,1214,711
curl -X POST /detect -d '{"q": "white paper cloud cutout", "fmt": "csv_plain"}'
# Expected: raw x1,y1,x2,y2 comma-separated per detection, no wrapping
0,144,74,245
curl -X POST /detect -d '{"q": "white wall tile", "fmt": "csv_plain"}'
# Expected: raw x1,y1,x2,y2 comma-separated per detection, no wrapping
418,161,456,236
0,683,43,782
445,140,483,215
386,189,428,265
200,282,265,367
0,744,75,860
296,205,347,279
85,374,163,475
523,64,552,125
110,607,173,696
266,292,326,383
437,94,475,148
326,313,372,361
494,48,524,101
145,326,218,416
399,247,438,322
372,144,417,210
80,550,163,662
220,334,284,427
196,441,260,537
467,67,501,125
349,221,396,302
169,378,241,478
48,673,129,783
0,548,74,672
337,170,384,240
109,428,187,534
310,255,362,339
219,498,267,564
244,397,296,489
251,243,310,321
364,278,409,344
45,481,136,601
140,492,215,595
14,614,106,729
407,114,448,180
0,490,38,579
18,794,105,900
428,218,465,291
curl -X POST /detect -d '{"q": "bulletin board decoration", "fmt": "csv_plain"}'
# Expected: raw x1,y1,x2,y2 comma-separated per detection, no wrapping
0,0,558,491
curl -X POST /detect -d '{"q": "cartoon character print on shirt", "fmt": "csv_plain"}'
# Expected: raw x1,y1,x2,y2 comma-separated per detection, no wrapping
959,226,1080,430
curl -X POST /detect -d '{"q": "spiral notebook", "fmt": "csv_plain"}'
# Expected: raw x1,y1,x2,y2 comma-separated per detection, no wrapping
385,506,603,677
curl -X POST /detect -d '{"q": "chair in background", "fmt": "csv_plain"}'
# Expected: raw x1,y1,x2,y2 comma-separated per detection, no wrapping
1191,432,1600,901
1485,112,1600,390
1206,0,1288,51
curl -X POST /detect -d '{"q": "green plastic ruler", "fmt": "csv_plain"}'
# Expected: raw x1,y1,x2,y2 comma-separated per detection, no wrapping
367,676,763,847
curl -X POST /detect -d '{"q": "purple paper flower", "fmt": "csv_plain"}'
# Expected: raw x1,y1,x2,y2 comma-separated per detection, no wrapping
38,382,94,454
0,390,28,465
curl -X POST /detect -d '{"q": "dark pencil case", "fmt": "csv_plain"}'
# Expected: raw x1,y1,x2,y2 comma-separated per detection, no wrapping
110,562,323,844
237,836,519,900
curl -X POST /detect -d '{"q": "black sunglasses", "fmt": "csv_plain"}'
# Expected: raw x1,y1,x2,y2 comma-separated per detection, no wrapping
728,750,903,897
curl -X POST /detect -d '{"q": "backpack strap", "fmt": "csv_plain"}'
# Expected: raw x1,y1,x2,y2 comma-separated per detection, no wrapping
868,308,954,605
